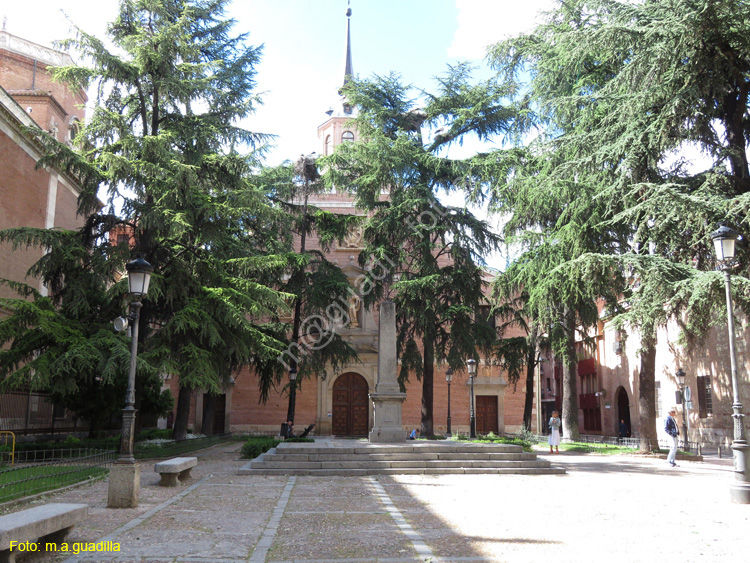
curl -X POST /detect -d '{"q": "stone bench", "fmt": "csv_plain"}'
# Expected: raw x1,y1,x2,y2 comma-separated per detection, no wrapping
154,456,197,487
0,503,88,563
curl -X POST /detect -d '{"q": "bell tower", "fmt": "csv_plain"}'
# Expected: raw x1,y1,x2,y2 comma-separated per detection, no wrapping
318,1,359,155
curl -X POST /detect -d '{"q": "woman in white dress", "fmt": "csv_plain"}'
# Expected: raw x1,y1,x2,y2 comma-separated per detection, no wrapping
548,410,561,454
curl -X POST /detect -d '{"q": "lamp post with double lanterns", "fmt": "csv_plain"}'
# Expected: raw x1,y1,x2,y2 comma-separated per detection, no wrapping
108,256,153,508
675,368,689,452
711,224,750,503
445,369,453,437
467,358,476,438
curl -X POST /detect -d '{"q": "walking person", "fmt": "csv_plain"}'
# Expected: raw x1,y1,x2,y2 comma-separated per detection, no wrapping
548,410,561,454
665,408,680,467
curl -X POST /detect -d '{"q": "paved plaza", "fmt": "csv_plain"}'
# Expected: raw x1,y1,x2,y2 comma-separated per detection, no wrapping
3,440,748,563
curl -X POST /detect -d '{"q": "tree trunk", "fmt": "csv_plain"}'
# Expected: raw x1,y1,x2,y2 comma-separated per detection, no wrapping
561,307,580,441
421,344,434,437
523,350,535,431
173,386,193,441
638,334,658,453
201,393,215,436
522,324,541,431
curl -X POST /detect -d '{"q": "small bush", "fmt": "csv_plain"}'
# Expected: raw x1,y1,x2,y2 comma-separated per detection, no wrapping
285,437,314,443
137,428,173,441
457,434,533,452
241,436,280,459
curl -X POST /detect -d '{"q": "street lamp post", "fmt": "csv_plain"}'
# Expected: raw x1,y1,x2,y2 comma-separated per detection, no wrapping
108,256,153,508
467,359,476,438
711,225,750,503
445,369,453,437
676,368,689,452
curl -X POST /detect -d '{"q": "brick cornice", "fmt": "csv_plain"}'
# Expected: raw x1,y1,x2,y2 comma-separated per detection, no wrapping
0,85,83,195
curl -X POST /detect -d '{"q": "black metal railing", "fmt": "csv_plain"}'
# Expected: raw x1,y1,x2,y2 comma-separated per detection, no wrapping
519,432,729,457
133,433,232,459
0,449,116,504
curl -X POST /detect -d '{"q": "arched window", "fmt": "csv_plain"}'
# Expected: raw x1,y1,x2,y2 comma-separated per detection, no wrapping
325,135,332,155
68,117,81,145
342,131,354,143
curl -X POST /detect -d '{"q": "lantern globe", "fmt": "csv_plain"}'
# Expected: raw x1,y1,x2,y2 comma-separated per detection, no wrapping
711,225,737,262
125,257,153,296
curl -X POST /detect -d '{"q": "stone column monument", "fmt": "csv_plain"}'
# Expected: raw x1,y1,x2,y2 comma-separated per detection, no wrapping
369,300,406,442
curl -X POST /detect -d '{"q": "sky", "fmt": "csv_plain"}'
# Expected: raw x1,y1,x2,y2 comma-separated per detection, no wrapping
1,0,555,269
1,0,553,164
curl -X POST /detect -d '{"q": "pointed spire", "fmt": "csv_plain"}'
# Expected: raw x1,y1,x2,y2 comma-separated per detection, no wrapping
342,1,353,90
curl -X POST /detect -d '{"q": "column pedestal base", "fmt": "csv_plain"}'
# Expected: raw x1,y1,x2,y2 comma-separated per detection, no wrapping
107,462,140,508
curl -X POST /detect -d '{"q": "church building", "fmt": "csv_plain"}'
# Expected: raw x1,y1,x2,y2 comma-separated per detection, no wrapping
0,27,89,434
173,7,516,438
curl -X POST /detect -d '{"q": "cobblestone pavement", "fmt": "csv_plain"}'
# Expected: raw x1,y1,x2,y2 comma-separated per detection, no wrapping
4,441,749,563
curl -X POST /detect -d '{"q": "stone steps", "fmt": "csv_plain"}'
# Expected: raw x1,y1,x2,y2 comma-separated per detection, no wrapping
238,441,566,476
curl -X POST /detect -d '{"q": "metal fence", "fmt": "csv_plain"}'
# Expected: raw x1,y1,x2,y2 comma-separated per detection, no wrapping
0,449,116,504
521,432,727,457
133,433,232,459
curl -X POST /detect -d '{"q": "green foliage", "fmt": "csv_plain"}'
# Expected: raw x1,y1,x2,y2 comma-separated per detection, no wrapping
457,433,533,452
137,428,174,441
324,68,513,435
0,0,307,436
240,436,280,459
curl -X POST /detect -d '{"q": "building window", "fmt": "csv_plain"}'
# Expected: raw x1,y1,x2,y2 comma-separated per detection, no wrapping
583,407,602,431
697,375,713,418
325,135,332,155
654,381,662,419
342,131,354,143
52,403,66,419
478,305,496,332
68,117,81,144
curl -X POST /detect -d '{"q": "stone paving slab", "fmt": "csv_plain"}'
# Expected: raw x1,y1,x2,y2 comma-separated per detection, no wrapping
1,440,748,563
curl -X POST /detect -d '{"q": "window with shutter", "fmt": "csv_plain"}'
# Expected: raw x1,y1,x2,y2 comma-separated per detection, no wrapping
654,381,662,418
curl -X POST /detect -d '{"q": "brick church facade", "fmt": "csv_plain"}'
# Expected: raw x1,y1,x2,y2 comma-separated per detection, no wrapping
0,29,88,433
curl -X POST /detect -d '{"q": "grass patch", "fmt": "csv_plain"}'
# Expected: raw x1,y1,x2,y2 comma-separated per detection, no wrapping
556,442,634,454
134,434,231,459
0,464,108,504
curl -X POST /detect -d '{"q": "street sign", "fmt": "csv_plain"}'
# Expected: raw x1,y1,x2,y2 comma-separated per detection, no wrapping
686,401,693,410
684,386,692,402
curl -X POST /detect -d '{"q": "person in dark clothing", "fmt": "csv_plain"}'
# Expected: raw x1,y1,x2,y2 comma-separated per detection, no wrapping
664,408,680,467
619,419,628,441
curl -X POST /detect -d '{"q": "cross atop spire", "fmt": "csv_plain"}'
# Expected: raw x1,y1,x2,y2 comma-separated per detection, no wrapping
342,1,353,91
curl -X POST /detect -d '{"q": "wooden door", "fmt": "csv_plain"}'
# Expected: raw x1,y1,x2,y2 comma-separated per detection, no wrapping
213,394,226,434
201,393,226,435
476,395,499,435
332,373,369,436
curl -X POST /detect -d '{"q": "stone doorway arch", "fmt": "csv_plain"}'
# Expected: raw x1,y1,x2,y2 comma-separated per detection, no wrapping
616,386,631,438
332,372,369,436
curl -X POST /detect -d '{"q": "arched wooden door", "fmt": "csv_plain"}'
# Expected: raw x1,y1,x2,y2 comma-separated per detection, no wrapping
332,373,369,436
